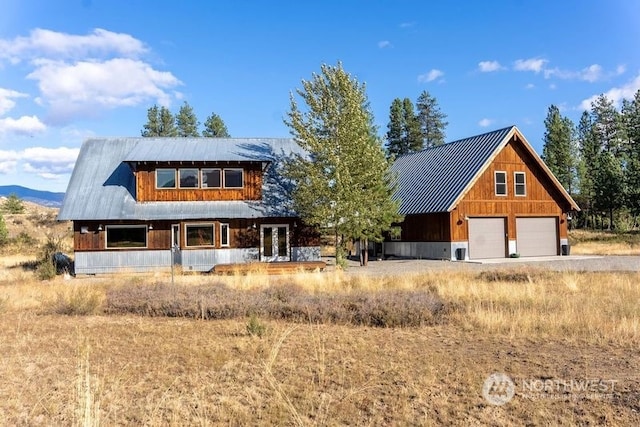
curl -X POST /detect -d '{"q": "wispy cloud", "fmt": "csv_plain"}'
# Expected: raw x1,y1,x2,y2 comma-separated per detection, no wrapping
478,118,493,127
399,22,415,28
378,40,392,49
525,83,535,90
0,88,28,115
478,61,503,72
513,58,548,73
579,72,640,110
0,115,46,135
418,69,444,83
0,146,78,178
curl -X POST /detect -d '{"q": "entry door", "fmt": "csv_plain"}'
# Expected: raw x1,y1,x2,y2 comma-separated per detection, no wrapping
171,224,182,265
260,225,290,262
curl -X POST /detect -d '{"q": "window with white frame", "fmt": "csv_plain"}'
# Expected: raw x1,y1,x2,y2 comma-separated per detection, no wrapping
514,172,526,196
106,225,147,248
495,171,507,196
202,168,221,188
179,168,199,188
224,169,243,188
156,169,176,189
186,224,215,247
220,223,230,247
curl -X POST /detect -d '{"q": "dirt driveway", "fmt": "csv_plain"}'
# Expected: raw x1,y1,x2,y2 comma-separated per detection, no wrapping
337,255,640,276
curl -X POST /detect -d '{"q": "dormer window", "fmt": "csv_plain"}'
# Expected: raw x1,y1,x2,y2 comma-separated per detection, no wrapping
156,169,176,189
179,168,199,188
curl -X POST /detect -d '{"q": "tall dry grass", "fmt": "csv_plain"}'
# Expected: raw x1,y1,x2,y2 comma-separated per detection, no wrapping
569,229,640,255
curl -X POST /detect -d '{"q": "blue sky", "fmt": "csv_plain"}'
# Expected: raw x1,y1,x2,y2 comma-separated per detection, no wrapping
1,0,639,192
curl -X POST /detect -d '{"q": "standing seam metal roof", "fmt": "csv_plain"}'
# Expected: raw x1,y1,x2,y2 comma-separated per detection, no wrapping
58,137,304,221
391,126,514,215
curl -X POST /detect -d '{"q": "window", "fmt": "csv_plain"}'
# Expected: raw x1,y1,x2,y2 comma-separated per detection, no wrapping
220,223,230,247
186,224,214,247
106,225,147,248
202,168,221,188
179,168,199,188
514,172,526,196
224,169,243,188
156,169,176,189
495,171,507,196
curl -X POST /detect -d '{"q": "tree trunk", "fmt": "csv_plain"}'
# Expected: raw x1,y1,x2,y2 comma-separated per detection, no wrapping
609,208,614,230
360,238,369,266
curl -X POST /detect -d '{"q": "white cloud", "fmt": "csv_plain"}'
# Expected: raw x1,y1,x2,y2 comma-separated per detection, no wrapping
549,83,557,90
0,146,79,177
0,88,28,115
418,69,444,83
579,72,640,111
400,22,415,28
525,83,535,89
378,40,392,49
478,61,503,72
513,58,548,73
478,118,493,127
544,63,623,82
0,115,46,135
27,58,182,123
616,64,626,75
580,64,603,82
0,28,147,63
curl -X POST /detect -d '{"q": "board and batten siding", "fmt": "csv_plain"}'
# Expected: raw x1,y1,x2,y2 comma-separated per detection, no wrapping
450,138,570,242
134,162,263,202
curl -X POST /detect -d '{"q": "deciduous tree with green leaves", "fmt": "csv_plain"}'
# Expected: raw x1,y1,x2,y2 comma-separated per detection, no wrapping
284,62,402,267
175,101,200,137
416,90,448,148
202,112,230,137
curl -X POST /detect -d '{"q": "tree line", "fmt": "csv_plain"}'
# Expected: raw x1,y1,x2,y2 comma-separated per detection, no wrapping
141,102,230,137
542,91,640,230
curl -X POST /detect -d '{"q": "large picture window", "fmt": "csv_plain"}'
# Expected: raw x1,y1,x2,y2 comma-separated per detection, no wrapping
156,169,176,189
202,168,221,188
495,171,507,196
179,168,199,188
514,172,526,196
106,225,147,248
224,169,243,188
186,224,215,247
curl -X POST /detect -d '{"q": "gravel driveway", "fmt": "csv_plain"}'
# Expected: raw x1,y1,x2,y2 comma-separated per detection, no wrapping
330,255,640,276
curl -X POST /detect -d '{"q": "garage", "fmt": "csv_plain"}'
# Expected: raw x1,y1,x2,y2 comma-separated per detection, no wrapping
516,217,558,257
468,217,506,259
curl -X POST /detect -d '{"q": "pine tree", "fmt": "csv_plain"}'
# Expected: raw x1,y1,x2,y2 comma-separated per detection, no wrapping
386,98,405,158
577,111,599,228
202,112,231,137
593,151,625,229
403,98,423,153
591,94,624,154
176,101,200,137
416,90,448,148
542,105,577,194
284,62,402,266
142,105,178,137
0,213,8,246
622,90,640,221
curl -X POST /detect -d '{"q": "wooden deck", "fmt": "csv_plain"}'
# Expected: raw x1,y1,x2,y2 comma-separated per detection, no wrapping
211,261,327,275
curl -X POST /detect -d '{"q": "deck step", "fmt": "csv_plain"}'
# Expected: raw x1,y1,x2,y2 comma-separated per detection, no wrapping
212,261,326,275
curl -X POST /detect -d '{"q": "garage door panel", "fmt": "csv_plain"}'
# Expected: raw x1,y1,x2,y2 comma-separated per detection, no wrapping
468,218,506,259
516,217,557,257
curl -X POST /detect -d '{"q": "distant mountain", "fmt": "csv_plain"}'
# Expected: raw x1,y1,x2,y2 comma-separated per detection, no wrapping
0,185,65,208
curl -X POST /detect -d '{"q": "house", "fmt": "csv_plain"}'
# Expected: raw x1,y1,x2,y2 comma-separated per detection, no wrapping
385,125,580,260
58,137,321,274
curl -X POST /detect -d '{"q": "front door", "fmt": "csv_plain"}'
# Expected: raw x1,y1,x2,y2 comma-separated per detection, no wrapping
260,225,290,262
171,224,182,265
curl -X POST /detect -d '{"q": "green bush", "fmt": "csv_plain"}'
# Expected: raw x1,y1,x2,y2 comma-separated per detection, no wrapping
246,314,266,337
2,193,25,214
0,214,7,246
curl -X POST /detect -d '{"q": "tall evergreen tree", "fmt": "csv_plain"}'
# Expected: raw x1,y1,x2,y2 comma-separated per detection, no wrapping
175,101,200,137
386,98,405,158
142,105,178,137
577,111,598,228
202,112,231,137
403,98,423,152
622,90,640,220
593,151,625,229
416,90,448,148
590,94,624,154
542,105,577,194
284,62,402,266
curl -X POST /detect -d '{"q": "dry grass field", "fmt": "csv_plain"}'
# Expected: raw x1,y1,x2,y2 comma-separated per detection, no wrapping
569,229,640,255
1,207,640,425
1,260,639,426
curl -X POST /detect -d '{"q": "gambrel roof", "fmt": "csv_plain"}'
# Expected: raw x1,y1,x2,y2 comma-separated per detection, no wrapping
391,125,580,215
58,137,303,221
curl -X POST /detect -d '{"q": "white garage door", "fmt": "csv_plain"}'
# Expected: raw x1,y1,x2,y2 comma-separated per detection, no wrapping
516,217,558,257
468,218,506,259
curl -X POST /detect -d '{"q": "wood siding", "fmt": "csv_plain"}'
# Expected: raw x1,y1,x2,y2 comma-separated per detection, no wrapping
134,162,263,202
397,213,451,242
73,218,320,251
450,137,569,242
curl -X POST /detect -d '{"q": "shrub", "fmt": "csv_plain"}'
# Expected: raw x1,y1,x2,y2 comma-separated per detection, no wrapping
2,193,25,214
246,314,266,337
35,259,57,280
44,287,104,315
0,213,7,246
